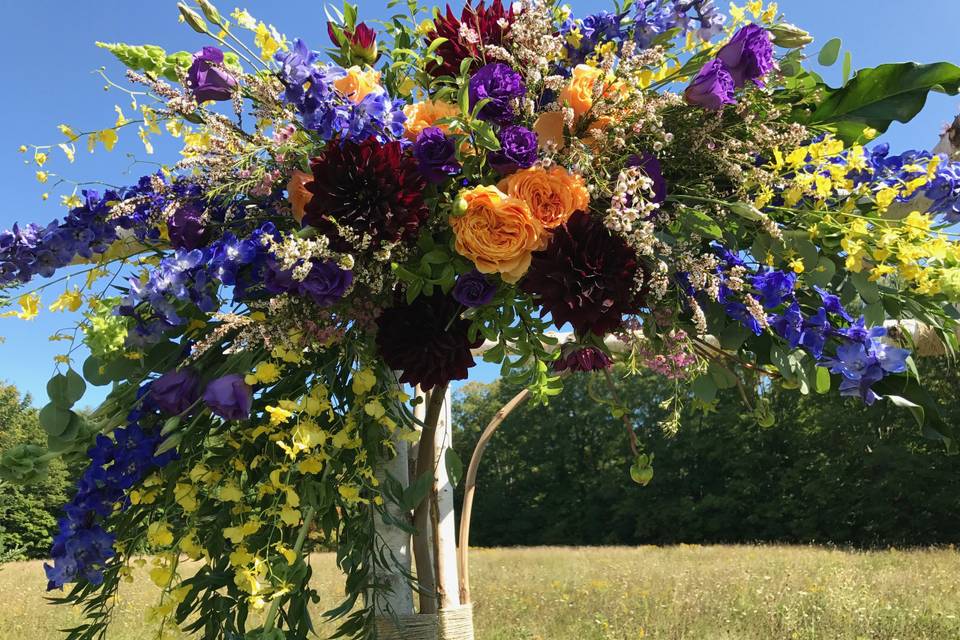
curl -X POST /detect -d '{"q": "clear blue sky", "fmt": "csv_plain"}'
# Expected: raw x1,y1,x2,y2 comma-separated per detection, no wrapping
1,0,958,406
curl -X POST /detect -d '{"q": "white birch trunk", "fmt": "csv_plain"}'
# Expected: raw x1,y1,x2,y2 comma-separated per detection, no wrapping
431,388,461,610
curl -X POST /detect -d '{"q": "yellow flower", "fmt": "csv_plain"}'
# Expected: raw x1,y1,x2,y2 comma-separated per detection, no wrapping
449,185,545,283
246,361,280,385
254,22,286,60
266,405,295,426
338,484,362,503
49,288,83,313
147,521,174,547
1,293,41,320
180,531,205,560
279,505,301,526
219,480,243,502
174,482,199,512
351,368,377,395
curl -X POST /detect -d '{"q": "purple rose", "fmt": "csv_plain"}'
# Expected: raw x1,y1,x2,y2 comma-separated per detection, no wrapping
167,203,209,250
297,260,353,306
413,127,461,183
186,46,237,103
717,24,774,88
626,152,667,204
151,369,200,416
684,59,736,111
452,270,497,307
488,125,538,175
203,374,252,421
553,347,613,373
468,62,526,124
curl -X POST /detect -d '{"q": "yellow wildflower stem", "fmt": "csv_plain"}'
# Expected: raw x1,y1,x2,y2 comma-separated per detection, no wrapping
262,505,315,634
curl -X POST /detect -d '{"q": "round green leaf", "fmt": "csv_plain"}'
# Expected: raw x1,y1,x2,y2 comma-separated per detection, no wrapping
806,256,836,288
818,38,842,66
39,403,74,438
83,355,113,387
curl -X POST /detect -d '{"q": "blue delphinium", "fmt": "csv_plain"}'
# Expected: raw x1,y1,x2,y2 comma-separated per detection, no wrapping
276,38,406,142
45,385,178,590
633,0,726,49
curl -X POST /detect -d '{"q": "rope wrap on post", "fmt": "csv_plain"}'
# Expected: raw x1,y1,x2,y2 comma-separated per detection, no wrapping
374,605,474,640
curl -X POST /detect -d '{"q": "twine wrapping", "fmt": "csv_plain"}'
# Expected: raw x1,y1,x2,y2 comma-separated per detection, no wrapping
374,605,474,640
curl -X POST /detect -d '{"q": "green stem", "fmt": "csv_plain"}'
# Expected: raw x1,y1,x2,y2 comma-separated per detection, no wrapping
262,506,315,633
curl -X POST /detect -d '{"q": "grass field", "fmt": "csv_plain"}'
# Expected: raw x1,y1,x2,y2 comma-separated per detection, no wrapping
1,545,958,639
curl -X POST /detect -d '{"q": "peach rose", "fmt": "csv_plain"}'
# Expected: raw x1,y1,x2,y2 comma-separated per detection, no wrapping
533,111,566,151
334,66,382,103
287,170,313,224
498,166,590,230
403,99,459,141
559,64,604,119
450,186,545,283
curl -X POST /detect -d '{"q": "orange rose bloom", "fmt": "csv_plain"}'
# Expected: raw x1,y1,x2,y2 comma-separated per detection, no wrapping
333,66,382,104
450,186,545,283
403,99,459,141
559,64,604,119
287,170,313,224
498,166,590,230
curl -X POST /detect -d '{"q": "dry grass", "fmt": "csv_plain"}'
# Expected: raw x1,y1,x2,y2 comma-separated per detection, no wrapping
1,545,958,639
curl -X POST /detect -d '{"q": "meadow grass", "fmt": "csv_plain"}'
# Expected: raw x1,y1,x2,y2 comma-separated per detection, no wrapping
1,545,958,639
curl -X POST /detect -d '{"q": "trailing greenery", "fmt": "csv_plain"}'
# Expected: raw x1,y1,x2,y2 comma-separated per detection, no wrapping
454,360,960,548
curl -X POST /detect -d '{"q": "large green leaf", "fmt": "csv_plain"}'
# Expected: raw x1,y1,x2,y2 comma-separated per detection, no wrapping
809,62,960,140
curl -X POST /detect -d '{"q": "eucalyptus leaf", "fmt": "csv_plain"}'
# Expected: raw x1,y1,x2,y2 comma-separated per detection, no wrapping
818,38,842,66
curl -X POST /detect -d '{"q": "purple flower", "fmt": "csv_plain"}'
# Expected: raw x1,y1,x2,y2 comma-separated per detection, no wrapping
684,59,736,110
203,374,253,421
553,346,613,373
489,125,538,175
716,24,774,88
468,62,526,123
275,38,319,86
452,270,497,307
751,269,796,309
298,260,353,306
167,203,209,250
150,369,200,416
186,47,237,102
770,301,803,348
413,127,461,183
626,152,667,204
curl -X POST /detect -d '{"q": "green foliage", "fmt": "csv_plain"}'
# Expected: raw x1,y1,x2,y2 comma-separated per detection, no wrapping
454,360,960,548
0,384,72,560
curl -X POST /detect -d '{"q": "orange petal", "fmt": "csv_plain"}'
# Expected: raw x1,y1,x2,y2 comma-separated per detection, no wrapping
287,170,313,224
533,112,566,151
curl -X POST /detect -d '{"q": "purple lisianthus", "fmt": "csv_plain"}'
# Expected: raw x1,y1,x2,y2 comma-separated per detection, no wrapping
298,260,354,306
186,47,237,102
413,127,461,183
167,203,209,250
553,346,613,373
626,152,667,204
468,62,526,123
684,59,736,110
716,24,774,88
452,270,497,307
489,125,538,175
151,369,200,416
203,374,252,421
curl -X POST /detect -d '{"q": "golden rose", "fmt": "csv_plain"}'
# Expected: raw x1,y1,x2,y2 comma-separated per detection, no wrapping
286,170,313,224
559,64,604,119
449,186,545,283
334,66,382,104
402,99,459,141
498,166,590,230
533,111,566,151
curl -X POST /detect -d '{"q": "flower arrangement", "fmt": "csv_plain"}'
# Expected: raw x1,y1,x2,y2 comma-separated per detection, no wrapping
1,0,960,638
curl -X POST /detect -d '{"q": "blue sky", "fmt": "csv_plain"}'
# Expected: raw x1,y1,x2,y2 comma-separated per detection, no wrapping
0,0,958,406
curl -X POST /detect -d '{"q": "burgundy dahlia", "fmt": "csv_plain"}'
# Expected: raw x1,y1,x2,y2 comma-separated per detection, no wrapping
304,138,429,252
553,346,613,373
375,291,483,390
521,211,642,336
426,0,513,78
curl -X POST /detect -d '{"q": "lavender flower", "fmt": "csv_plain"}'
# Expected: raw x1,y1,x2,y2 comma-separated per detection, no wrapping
203,374,252,421
413,127,461,183
716,24,775,87
150,369,200,416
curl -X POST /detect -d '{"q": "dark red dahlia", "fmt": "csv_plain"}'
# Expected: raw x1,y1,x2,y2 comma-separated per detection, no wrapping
553,346,613,373
521,211,644,336
376,291,483,390
304,138,429,253
426,0,513,78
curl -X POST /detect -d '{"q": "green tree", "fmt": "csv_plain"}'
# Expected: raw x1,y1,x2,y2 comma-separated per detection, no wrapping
0,383,72,559
454,360,960,548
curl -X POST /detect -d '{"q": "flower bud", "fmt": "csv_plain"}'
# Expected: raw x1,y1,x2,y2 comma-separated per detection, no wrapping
178,3,208,34
768,23,814,48
452,194,469,216
196,0,223,25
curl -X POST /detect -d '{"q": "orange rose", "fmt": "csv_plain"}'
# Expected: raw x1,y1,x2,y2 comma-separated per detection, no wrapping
498,166,590,230
559,64,604,119
334,66,382,104
450,186,545,283
533,111,566,151
403,99,459,141
287,170,313,223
